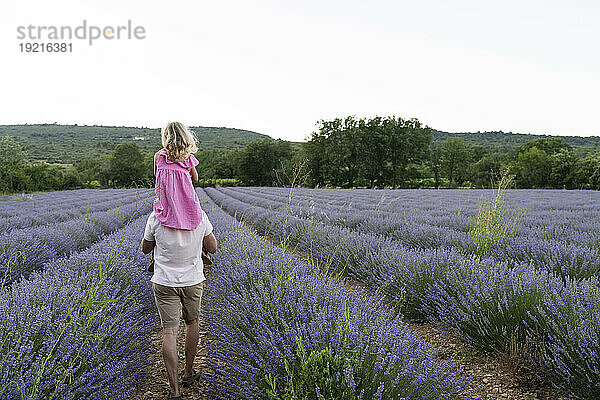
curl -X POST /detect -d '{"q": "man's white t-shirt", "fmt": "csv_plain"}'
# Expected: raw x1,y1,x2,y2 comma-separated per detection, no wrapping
144,210,213,287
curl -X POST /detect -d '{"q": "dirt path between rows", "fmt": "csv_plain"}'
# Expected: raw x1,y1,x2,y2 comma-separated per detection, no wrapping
137,317,214,399
137,264,219,399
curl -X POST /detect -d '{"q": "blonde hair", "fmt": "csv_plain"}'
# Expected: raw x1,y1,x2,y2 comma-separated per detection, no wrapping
161,122,198,162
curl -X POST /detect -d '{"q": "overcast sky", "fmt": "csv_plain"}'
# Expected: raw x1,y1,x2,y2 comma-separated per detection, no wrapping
1,0,598,141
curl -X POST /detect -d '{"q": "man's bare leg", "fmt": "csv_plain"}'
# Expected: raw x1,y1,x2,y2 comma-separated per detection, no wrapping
162,327,180,397
183,318,199,377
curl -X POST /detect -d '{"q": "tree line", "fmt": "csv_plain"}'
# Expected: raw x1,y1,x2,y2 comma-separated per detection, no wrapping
300,117,600,190
2,116,600,194
0,136,296,193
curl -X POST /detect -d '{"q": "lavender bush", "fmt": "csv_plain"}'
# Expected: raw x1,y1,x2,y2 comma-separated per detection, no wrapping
530,277,600,398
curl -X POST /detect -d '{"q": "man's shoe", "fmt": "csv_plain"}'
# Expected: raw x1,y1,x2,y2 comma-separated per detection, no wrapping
181,369,201,387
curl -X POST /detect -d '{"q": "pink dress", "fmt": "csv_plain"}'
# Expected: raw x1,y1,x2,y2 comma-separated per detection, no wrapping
154,148,203,230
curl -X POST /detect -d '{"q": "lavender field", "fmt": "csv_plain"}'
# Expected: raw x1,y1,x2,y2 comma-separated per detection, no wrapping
205,187,600,399
1,187,598,399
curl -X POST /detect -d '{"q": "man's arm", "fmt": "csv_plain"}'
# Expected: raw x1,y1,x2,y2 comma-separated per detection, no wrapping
141,238,155,254
203,233,217,254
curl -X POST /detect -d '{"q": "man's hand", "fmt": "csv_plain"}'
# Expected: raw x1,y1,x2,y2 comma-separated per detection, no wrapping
203,233,217,254
141,238,155,254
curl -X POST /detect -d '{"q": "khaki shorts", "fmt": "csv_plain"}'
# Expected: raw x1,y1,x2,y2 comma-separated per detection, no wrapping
152,281,205,329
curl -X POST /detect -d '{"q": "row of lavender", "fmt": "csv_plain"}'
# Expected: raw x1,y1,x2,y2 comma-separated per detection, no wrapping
0,189,138,218
239,186,599,222
0,203,157,399
196,189,471,399
0,189,145,233
218,187,600,280
235,187,600,245
206,187,599,399
0,189,154,285
0,190,96,217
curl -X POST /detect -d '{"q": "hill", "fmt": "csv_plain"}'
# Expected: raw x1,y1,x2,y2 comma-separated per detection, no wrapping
0,124,271,163
2,124,600,165
433,130,600,156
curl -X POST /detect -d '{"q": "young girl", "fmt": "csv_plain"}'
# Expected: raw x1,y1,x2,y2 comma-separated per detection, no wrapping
153,121,203,230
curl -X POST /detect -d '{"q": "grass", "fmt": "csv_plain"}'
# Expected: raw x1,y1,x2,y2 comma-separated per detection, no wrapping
470,171,525,258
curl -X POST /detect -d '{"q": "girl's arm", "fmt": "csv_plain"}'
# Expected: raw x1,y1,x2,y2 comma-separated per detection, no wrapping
153,152,159,176
190,167,198,182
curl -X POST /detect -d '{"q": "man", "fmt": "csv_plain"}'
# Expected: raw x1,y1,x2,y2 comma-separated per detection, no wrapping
141,209,217,400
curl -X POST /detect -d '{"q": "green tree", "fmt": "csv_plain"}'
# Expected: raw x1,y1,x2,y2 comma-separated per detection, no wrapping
428,143,443,189
0,136,27,164
304,116,431,189
59,168,82,190
24,164,61,191
235,139,293,186
301,138,326,187
0,164,29,193
142,152,156,186
75,155,103,184
97,155,112,187
575,153,600,190
469,153,509,188
511,137,575,188
195,149,239,180
384,117,431,189
0,137,30,193
306,117,361,188
329,117,361,188
470,145,488,163
550,149,578,189
440,138,471,187
109,142,145,187
358,116,386,188
511,146,552,188
517,137,572,156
